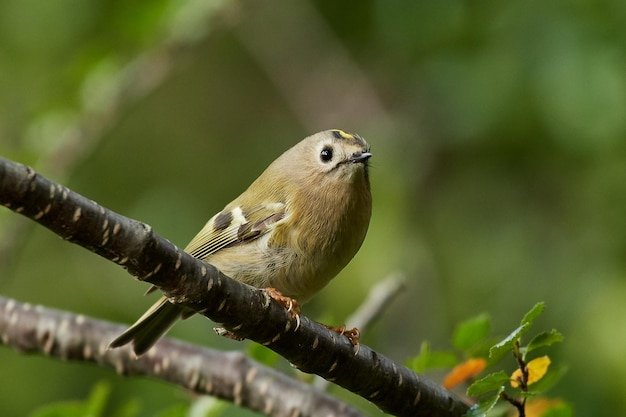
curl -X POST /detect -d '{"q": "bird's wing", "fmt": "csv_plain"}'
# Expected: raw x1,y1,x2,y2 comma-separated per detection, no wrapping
143,203,285,296
184,203,286,259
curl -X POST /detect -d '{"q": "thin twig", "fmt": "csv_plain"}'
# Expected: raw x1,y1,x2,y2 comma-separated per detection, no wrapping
345,272,407,331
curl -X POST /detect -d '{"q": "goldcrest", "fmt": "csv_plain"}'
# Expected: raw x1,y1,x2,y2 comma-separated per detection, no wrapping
110,129,372,355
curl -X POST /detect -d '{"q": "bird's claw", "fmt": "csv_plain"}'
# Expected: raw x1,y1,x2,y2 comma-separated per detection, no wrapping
263,287,301,322
326,324,361,354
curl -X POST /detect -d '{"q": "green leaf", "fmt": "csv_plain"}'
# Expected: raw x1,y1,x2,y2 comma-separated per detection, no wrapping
489,323,529,360
490,303,548,360
521,302,545,327
406,341,457,373
467,371,510,397
526,330,564,353
464,386,504,417
426,350,459,369
406,341,431,373
453,313,491,352
84,382,110,417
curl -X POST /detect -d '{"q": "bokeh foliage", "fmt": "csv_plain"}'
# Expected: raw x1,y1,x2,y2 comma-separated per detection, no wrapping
1,1,626,416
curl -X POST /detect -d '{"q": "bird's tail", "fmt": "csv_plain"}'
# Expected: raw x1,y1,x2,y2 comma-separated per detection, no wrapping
109,296,183,356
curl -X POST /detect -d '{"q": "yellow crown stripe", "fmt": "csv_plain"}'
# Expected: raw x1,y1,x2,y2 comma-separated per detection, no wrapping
331,129,356,140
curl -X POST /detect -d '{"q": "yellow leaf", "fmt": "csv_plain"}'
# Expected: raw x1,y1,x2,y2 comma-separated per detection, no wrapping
510,355,551,388
443,358,487,389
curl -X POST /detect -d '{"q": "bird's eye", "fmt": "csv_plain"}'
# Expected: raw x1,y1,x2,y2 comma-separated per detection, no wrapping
320,147,333,163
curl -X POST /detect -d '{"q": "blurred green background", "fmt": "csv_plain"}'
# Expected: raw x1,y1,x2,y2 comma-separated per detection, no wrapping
1,1,625,416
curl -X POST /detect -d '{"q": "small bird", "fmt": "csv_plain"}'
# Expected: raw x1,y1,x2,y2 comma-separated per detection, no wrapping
109,129,372,355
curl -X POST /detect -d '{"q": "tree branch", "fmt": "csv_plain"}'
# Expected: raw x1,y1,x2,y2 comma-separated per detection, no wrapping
0,295,364,417
314,272,407,391
0,156,469,417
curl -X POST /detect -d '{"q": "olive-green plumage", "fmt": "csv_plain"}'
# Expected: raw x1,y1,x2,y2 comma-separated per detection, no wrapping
110,130,372,355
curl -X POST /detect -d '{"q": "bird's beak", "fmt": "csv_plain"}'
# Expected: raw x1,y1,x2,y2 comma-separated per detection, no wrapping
350,152,372,163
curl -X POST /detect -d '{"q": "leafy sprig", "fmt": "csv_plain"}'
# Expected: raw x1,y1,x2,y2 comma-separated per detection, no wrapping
407,302,570,417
